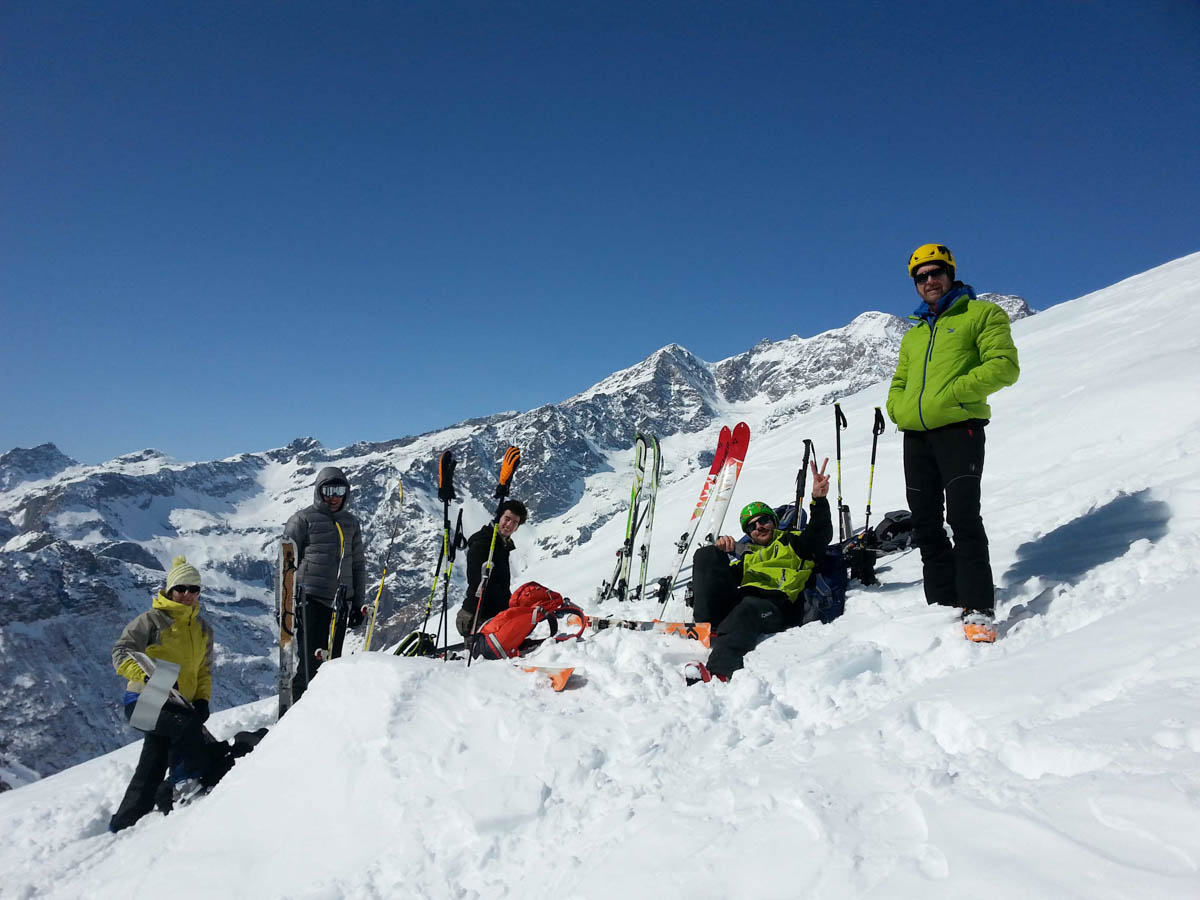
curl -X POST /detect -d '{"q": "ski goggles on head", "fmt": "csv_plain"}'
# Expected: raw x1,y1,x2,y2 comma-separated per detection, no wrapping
320,484,349,498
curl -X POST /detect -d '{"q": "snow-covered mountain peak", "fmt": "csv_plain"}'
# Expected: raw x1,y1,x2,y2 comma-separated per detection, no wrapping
714,308,911,405
978,291,1035,321
0,443,77,492
572,342,713,403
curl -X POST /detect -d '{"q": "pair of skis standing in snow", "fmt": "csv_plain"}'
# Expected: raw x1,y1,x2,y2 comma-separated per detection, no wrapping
597,433,662,605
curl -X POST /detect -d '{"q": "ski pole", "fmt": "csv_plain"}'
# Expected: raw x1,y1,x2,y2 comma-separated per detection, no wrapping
434,509,466,657
319,522,347,661
420,524,448,638
364,477,404,651
295,586,310,697
794,438,815,528
467,445,521,667
834,403,851,543
419,452,457,643
466,524,499,668
862,408,886,538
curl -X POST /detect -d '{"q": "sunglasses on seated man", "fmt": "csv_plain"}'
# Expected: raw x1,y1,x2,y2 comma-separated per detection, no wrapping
746,515,775,532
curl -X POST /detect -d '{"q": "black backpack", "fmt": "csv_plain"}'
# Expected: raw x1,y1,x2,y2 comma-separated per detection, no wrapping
873,510,913,553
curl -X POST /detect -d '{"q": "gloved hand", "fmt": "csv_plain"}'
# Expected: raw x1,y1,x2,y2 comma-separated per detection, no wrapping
192,699,210,723
495,446,521,497
348,604,366,629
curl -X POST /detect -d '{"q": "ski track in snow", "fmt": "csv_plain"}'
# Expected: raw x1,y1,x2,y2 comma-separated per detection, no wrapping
2,254,1200,898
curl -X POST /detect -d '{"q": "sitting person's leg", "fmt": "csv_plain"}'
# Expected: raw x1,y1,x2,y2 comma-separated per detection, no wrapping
691,545,741,627
705,594,786,679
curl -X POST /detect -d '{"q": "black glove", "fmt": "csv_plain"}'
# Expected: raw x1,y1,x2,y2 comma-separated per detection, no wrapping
348,604,366,629
193,699,210,723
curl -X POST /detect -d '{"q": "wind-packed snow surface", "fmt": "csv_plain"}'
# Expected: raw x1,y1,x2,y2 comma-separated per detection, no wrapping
2,254,1200,898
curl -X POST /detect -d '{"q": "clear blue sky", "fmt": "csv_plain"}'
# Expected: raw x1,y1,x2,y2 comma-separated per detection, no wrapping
4,1,1197,464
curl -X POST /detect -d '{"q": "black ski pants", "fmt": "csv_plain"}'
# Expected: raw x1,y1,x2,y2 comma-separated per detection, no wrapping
903,423,994,614
293,597,334,702
692,545,791,679
108,703,207,832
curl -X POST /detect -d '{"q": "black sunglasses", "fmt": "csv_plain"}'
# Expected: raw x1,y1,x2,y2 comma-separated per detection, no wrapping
321,484,349,498
747,515,774,531
172,584,201,594
914,268,949,285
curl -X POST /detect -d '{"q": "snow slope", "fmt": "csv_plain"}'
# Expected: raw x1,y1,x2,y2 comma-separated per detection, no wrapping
1,253,1199,898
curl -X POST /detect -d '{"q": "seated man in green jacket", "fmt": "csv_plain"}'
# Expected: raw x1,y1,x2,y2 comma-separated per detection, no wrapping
887,244,1020,643
688,458,833,682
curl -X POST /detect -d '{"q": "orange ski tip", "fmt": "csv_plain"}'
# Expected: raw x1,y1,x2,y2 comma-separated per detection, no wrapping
520,666,574,691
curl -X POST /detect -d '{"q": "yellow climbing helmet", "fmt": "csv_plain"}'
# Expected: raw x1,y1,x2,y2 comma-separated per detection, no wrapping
907,243,956,280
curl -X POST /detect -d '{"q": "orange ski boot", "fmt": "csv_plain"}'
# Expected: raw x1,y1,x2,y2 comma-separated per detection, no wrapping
962,611,997,643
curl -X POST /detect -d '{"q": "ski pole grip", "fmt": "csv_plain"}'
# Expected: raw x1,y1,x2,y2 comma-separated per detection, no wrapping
438,451,457,502
872,407,885,436
835,404,848,431
796,438,813,512
476,561,493,598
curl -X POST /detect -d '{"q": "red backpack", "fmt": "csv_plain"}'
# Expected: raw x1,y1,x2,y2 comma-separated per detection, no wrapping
471,582,585,660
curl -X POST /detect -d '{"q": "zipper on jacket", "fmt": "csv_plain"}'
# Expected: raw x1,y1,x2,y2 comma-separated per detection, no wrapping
917,320,938,431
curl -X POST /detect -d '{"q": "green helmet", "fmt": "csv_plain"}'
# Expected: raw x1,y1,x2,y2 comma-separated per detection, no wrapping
739,501,777,534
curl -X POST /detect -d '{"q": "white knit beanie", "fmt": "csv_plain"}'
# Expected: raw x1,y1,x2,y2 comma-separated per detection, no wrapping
165,555,202,592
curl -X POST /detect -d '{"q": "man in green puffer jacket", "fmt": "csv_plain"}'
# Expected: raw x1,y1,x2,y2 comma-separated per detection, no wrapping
887,244,1019,642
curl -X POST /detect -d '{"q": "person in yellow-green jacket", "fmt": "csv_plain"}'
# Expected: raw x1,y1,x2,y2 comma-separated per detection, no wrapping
686,457,833,683
887,244,1020,643
108,555,214,832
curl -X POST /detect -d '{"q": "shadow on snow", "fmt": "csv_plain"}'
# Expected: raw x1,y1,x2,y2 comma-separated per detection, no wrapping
997,490,1171,634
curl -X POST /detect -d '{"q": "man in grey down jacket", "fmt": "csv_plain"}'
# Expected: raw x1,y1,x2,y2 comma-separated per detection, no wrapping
284,466,367,701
